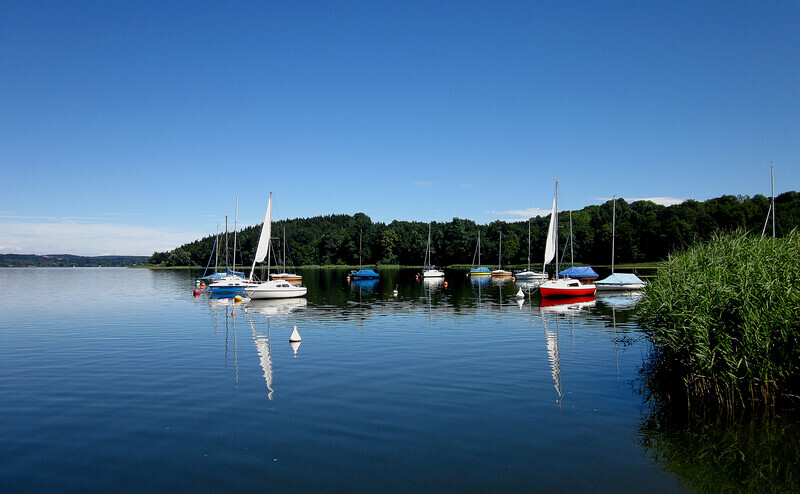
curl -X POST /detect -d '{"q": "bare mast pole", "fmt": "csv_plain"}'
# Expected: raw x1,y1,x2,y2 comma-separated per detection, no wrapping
611,195,616,273
772,164,776,239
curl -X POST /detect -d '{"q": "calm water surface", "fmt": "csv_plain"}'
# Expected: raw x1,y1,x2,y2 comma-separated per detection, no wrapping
1,268,687,492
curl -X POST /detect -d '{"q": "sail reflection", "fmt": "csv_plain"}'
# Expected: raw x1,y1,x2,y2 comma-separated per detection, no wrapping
244,298,307,401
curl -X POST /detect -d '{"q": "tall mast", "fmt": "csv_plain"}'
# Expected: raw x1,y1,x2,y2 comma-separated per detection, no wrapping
771,164,776,239
498,231,502,269
569,210,574,266
283,227,287,272
224,215,229,269
232,197,238,273
478,230,481,266
359,229,362,270
215,223,219,273
527,219,531,271
555,178,559,278
611,195,616,273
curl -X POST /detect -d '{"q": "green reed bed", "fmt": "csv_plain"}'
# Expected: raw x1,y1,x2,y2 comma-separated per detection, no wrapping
637,230,800,409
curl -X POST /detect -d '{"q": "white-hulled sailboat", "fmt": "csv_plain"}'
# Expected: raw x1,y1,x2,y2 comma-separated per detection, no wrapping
595,195,646,291
515,218,548,282
244,193,308,300
491,231,513,277
539,179,596,298
421,223,445,278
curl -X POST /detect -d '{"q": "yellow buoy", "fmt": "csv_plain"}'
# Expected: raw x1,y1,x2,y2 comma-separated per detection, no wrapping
234,295,242,303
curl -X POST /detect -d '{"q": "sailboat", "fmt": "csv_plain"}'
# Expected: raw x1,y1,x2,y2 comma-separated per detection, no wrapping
208,198,256,296
596,195,646,291
515,219,548,282
349,229,380,280
491,231,512,277
421,223,445,278
243,193,308,300
270,227,302,283
539,180,596,297
468,231,491,276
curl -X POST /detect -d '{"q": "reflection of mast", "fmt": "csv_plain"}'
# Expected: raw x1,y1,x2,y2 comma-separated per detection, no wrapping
248,312,274,400
541,311,563,408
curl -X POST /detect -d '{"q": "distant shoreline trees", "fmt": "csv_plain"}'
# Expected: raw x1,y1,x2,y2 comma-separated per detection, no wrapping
149,192,800,268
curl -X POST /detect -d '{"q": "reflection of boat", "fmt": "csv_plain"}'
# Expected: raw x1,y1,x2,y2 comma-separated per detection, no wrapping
246,298,307,316
540,295,596,311
515,219,548,282
421,223,445,278
350,278,379,291
468,231,491,276
422,276,445,290
595,196,647,291
491,232,512,277
244,193,308,300
596,291,644,310
539,179,596,297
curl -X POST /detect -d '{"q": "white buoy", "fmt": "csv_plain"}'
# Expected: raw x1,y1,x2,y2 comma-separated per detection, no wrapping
289,325,301,342
392,285,398,297
515,288,525,299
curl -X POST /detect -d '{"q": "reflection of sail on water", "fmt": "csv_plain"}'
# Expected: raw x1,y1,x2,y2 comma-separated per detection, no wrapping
244,298,307,401
542,314,563,408
248,315,274,400
545,326,563,406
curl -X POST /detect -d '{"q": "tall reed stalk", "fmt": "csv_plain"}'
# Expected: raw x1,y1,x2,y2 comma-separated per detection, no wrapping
637,229,800,409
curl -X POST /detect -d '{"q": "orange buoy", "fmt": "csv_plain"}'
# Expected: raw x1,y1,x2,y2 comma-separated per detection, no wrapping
346,276,350,282
443,282,448,288
192,289,200,297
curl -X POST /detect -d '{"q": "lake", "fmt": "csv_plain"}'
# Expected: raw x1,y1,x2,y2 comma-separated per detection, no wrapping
0,267,738,492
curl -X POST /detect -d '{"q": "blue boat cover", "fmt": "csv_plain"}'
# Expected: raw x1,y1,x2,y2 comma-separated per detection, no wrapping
558,266,599,279
469,266,491,274
596,273,646,285
350,269,380,279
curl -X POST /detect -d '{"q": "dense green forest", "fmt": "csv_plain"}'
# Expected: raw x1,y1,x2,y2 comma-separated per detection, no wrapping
149,192,800,268
1,254,149,267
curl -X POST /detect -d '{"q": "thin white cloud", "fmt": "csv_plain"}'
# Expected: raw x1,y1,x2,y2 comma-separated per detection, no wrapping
594,197,686,206
488,207,554,222
0,220,201,256
413,181,432,186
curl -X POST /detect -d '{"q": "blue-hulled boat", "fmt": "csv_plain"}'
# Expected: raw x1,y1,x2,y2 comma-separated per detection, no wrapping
349,268,380,280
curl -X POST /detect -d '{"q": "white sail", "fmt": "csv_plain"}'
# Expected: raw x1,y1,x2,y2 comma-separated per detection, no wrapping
249,193,273,281
254,194,272,264
543,197,557,266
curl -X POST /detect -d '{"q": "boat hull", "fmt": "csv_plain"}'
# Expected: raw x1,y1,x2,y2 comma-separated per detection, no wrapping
514,271,548,281
539,278,596,297
422,269,445,278
491,270,513,277
245,281,307,300
595,283,646,291
271,273,302,283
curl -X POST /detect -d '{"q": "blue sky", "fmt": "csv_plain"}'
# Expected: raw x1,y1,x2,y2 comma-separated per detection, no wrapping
2,1,798,256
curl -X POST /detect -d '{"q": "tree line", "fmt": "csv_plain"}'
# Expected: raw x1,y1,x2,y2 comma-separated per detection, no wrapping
149,192,800,268
1,254,149,267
